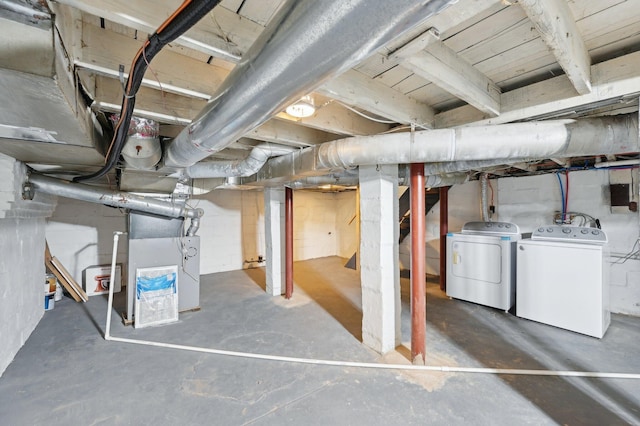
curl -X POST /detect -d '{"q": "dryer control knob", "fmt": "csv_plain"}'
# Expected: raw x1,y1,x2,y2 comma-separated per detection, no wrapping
581,229,589,234
562,228,571,234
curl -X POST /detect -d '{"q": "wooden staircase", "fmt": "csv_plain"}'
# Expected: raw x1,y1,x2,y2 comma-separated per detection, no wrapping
345,188,440,269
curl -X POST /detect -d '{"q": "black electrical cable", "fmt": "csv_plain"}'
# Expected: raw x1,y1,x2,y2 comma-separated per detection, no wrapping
74,0,223,182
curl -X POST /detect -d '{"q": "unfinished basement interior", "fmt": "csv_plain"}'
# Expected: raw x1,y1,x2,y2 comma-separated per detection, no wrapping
1,0,640,424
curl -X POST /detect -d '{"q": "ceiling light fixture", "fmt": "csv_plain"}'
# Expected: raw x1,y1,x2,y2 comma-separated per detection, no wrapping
286,95,315,118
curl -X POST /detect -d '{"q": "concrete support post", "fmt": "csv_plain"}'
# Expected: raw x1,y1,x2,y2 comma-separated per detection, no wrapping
264,187,285,296
358,164,400,353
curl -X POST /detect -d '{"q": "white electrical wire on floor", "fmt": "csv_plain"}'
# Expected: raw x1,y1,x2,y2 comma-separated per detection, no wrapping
104,232,640,380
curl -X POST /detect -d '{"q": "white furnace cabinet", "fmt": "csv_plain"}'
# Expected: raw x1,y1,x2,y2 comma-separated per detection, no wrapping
516,228,610,338
446,222,520,311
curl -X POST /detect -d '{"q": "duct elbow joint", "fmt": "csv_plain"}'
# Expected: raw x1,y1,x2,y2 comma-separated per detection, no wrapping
185,207,204,219
186,215,202,236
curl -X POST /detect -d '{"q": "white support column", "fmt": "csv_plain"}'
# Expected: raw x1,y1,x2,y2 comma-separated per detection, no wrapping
264,187,285,296
359,164,400,353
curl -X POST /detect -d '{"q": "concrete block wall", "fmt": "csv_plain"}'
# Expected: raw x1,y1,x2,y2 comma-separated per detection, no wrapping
195,189,267,274
335,191,358,259
195,189,245,274
42,188,353,283
496,169,640,316
0,154,56,377
46,199,128,286
293,191,339,260
195,188,350,274
399,181,481,275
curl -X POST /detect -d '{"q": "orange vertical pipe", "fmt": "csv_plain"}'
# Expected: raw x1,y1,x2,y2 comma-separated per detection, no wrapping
285,186,293,299
439,186,449,292
410,163,426,365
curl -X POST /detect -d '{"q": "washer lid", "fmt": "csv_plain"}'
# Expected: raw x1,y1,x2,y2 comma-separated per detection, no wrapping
461,221,520,235
531,225,607,244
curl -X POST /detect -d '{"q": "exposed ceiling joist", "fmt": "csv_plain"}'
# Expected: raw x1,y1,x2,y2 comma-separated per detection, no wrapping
51,0,437,127
86,69,383,140
518,0,591,95
319,69,434,127
50,0,254,62
247,120,338,148
550,158,570,167
392,29,501,117
75,25,383,140
509,162,538,173
78,21,226,98
94,96,336,148
274,100,390,136
85,73,206,121
435,50,640,128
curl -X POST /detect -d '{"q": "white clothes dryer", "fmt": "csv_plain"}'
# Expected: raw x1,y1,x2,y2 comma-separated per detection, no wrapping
446,221,521,311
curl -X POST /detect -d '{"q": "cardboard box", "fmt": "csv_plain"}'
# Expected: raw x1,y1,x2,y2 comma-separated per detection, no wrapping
84,264,122,296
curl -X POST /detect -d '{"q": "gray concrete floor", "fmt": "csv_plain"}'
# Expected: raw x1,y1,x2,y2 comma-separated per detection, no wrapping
1,256,640,425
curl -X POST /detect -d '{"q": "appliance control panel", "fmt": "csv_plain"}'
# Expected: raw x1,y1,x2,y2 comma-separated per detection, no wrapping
461,221,520,235
531,225,607,244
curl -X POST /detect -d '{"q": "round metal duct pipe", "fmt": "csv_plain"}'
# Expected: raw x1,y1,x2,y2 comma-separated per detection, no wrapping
28,174,203,219
164,0,457,168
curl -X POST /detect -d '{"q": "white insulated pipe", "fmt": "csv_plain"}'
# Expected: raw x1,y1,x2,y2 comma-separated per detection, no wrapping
317,116,638,169
252,115,638,185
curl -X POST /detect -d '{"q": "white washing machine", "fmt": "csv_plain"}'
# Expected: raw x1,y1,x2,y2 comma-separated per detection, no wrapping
446,221,521,311
516,225,610,338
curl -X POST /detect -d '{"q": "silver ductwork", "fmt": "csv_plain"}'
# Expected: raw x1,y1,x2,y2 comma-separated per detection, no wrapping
423,158,530,175
398,165,468,187
216,167,466,191
422,173,469,188
28,174,204,219
185,216,201,236
186,145,294,178
164,0,457,168
117,116,161,170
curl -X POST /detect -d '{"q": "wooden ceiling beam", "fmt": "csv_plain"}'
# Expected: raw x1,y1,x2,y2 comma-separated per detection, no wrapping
392,29,501,117
50,0,258,62
76,23,384,138
83,73,337,147
435,51,640,128
247,120,338,148
518,0,591,95
53,0,438,127
319,69,435,127
274,100,390,136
